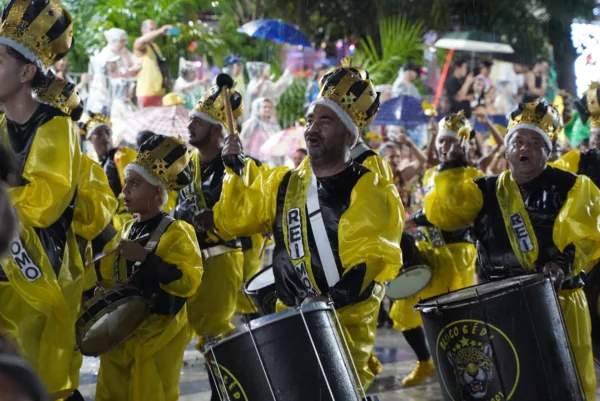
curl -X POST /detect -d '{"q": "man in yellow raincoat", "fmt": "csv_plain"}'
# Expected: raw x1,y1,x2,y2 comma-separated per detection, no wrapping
174,77,253,399
35,72,119,300
0,0,84,398
421,99,599,400
78,112,137,233
389,112,482,388
95,135,203,401
215,61,404,393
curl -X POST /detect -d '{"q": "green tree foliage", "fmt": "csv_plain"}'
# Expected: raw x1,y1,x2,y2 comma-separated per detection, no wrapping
355,15,425,85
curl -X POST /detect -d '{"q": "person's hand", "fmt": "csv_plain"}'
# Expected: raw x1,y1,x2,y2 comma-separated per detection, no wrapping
542,262,564,293
395,133,409,144
222,134,244,157
118,240,149,262
160,25,174,35
404,218,417,230
193,209,215,232
473,109,489,125
465,73,474,85
448,139,467,164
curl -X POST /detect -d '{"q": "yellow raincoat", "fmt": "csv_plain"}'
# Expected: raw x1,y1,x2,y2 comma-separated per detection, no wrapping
390,166,480,332
74,154,119,291
424,166,600,400
179,150,245,347
0,112,83,399
214,157,404,389
95,219,203,401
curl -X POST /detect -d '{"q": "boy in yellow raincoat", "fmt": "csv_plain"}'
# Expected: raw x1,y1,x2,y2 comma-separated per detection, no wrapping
0,1,85,398
421,99,598,400
95,135,203,401
215,60,404,393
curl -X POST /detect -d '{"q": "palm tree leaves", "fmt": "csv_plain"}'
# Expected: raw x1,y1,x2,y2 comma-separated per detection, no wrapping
355,15,425,85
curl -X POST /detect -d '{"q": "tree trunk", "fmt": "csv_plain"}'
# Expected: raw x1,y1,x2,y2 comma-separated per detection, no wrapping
547,15,576,94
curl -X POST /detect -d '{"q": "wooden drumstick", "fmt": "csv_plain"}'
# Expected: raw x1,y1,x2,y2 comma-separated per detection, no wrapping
85,233,150,268
215,73,237,135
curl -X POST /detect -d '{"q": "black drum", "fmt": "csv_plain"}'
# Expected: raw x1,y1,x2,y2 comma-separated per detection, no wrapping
203,302,362,401
244,266,276,316
415,274,584,401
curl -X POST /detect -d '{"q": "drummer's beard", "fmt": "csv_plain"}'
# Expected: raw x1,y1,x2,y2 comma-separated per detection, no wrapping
307,132,351,172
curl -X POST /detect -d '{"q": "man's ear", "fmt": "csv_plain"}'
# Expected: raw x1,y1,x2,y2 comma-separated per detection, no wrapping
19,64,37,84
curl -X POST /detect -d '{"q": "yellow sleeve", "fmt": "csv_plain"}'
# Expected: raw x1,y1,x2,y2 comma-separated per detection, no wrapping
8,116,81,228
243,158,272,186
99,222,127,287
339,172,404,287
362,154,394,182
424,167,484,230
549,150,580,174
114,147,138,188
553,175,600,276
214,164,289,238
153,220,203,297
73,154,119,240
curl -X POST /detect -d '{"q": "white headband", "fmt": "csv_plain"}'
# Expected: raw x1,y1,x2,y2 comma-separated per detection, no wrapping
504,123,552,150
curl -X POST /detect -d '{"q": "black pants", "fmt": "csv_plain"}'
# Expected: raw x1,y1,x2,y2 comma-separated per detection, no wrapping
402,326,431,361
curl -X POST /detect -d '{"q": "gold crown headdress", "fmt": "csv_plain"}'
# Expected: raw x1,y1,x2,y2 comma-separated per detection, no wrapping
575,82,600,132
505,99,559,149
78,112,112,139
130,135,191,191
313,57,379,136
0,0,75,69
438,111,473,141
190,79,243,132
35,70,80,116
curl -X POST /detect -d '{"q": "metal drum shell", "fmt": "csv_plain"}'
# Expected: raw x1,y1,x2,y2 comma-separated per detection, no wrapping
203,302,361,401
243,266,277,316
415,274,584,401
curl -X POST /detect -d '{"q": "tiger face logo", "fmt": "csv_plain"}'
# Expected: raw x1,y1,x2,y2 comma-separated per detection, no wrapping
436,320,519,401
449,344,494,398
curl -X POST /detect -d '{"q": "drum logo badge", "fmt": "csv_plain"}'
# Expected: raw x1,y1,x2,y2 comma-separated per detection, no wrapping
208,361,249,401
436,320,520,401
508,213,534,252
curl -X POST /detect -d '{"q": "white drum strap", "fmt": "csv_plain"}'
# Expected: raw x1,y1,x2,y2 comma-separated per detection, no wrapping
306,173,340,288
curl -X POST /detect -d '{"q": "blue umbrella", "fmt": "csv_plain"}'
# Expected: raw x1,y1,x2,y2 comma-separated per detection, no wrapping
237,19,311,47
373,95,431,127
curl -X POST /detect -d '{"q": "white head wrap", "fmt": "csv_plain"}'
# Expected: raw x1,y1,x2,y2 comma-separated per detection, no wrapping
104,28,127,43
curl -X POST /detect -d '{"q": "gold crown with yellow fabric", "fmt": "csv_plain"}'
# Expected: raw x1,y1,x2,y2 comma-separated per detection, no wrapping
128,134,191,191
437,111,473,141
190,76,243,133
314,57,380,136
35,70,80,116
0,0,75,69
78,112,112,139
575,82,600,133
506,100,560,150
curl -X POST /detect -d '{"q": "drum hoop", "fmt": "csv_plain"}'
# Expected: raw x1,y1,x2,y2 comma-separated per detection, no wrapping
386,264,434,300
243,265,274,295
75,288,149,354
202,301,332,352
415,273,543,311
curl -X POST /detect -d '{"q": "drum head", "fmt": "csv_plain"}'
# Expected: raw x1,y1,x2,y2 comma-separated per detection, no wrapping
386,265,433,300
79,296,149,356
417,273,543,310
246,266,275,292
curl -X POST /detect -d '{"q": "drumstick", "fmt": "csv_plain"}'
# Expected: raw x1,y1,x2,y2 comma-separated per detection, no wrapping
85,233,151,268
215,73,237,135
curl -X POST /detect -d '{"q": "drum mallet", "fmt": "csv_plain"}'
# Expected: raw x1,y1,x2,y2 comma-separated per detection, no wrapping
215,73,238,136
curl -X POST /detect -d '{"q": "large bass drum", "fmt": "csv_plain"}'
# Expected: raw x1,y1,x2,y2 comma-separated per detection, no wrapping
415,274,584,401
203,302,363,401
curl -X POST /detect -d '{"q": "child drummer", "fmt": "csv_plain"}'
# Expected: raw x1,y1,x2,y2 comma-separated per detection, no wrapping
94,135,203,401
